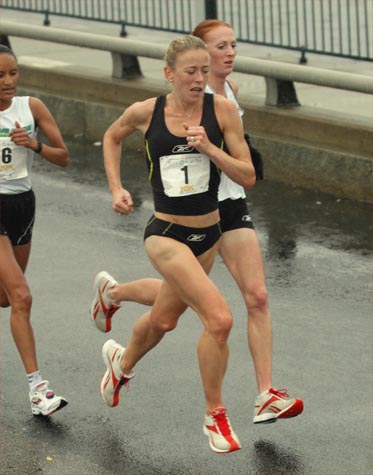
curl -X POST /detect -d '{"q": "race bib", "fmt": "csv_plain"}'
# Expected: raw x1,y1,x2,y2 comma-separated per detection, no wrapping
160,153,210,197
0,136,29,181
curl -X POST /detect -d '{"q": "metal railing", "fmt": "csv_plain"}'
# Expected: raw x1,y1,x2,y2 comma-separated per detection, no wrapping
219,0,373,62
1,20,372,108
0,0,372,61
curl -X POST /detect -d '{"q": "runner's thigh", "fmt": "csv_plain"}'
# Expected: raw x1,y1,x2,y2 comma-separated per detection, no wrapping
0,236,30,300
146,236,228,326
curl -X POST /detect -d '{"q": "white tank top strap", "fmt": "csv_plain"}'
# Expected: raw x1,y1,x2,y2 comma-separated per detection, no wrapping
205,82,246,201
224,81,244,117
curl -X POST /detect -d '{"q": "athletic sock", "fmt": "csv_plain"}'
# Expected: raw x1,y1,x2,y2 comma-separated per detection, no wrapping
257,388,270,399
27,371,43,390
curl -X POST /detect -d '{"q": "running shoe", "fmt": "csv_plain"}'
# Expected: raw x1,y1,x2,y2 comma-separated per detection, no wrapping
90,271,121,333
253,387,304,424
29,380,68,416
100,339,135,407
203,407,241,453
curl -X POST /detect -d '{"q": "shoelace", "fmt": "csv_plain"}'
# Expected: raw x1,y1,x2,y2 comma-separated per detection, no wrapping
211,408,231,436
270,388,289,398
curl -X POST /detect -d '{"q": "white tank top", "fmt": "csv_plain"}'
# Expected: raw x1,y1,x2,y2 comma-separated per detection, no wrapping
205,82,246,201
0,96,36,194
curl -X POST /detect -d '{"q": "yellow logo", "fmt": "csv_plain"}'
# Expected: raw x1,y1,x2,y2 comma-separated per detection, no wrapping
180,185,194,193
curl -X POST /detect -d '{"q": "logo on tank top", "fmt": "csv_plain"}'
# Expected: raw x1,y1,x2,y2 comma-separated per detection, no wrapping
187,234,206,242
172,145,195,153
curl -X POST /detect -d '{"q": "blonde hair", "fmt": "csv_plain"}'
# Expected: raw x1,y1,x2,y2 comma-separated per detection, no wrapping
164,34,207,69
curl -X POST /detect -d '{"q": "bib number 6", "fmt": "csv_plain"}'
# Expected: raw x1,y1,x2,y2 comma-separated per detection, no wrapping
2,147,12,164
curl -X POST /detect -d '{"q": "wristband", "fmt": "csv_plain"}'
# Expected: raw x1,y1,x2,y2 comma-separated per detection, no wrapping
34,141,43,154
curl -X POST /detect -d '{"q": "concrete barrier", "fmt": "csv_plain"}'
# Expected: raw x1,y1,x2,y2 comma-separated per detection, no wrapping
3,20,372,102
18,64,372,203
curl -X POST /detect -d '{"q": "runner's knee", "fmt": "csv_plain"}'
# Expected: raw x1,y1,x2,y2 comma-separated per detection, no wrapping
11,285,32,314
207,310,233,343
153,319,178,333
245,286,269,314
150,310,179,333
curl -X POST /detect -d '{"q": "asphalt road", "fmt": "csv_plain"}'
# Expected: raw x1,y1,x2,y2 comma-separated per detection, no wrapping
0,141,372,475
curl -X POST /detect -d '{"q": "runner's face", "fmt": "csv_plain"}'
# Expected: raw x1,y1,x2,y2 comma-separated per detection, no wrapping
170,48,210,102
203,26,237,80
0,54,18,108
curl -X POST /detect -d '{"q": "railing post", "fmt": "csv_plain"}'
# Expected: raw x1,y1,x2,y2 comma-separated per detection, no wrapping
43,10,50,26
205,0,218,19
265,78,300,107
111,52,143,80
299,46,308,64
120,23,128,38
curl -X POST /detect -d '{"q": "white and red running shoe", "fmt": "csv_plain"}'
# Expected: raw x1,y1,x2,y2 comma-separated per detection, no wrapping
29,380,68,416
100,339,135,407
90,271,121,333
253,387,304,424
203,407,241,453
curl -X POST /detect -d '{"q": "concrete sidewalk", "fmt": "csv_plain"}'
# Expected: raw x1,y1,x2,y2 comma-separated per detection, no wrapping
1,8,372,119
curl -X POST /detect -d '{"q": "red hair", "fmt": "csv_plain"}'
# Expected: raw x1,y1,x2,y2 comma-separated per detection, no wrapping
192,19,233,42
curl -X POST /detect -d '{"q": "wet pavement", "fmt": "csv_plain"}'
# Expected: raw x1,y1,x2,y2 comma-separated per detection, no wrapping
0,141,372,475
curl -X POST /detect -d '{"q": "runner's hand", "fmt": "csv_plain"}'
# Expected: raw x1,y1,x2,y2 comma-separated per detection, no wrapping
112,187,134,215
9,121,35,149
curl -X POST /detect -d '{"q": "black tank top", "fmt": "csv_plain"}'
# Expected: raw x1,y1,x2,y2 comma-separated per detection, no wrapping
144,93,223,216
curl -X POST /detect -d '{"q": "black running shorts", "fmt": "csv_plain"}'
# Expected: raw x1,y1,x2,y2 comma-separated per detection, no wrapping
0,189,35,245
144,215,222,257
218,197,255,233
